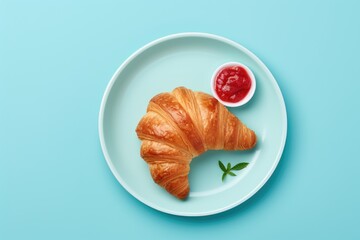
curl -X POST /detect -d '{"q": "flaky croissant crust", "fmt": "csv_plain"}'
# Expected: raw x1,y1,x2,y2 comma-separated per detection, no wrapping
136,87,256,199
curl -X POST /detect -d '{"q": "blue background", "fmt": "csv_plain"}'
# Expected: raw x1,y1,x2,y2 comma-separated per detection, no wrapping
1,0,359,239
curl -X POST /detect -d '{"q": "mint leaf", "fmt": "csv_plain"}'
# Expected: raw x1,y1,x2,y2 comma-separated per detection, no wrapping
231,162,249,171
222,172,227,181
227,163,231,171
218,161,226,172
219,161,249,182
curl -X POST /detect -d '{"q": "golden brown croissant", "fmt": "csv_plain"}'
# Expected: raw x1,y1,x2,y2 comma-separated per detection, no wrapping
135,87,256,199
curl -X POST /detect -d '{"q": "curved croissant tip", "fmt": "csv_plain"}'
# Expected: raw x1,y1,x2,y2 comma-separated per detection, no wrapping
238,130,257,150
175,187,190,200
251,132,257,148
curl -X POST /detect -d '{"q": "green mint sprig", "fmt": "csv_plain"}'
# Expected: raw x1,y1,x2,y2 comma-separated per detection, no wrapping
218,161,249,181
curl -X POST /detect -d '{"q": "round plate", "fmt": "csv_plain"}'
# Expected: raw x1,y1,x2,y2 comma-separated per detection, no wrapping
99,32,287,216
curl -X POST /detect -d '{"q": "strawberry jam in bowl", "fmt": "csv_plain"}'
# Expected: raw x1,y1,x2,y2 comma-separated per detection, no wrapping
211,62,256,107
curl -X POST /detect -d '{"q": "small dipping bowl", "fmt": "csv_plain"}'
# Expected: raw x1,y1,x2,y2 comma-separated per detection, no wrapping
210,62,256,107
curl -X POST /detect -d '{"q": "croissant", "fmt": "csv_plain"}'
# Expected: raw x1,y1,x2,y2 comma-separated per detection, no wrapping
135,86,256,199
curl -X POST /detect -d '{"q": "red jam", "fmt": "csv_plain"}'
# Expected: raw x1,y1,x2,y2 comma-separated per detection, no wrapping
214,65,252,103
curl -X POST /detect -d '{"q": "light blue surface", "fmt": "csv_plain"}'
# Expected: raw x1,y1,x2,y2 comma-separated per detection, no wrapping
1,0,359,239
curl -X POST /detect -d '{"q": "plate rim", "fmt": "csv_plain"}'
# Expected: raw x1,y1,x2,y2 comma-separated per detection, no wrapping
98,32,288,217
